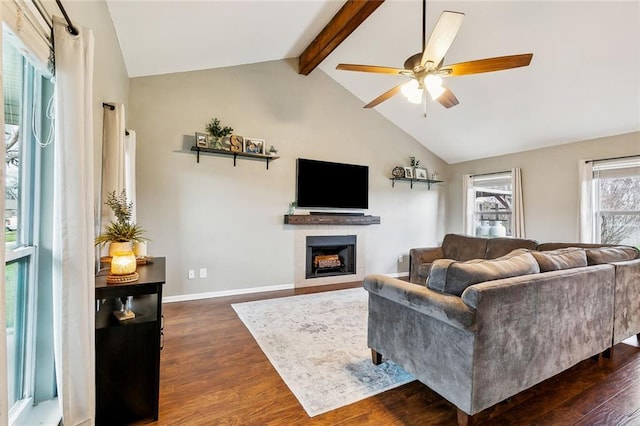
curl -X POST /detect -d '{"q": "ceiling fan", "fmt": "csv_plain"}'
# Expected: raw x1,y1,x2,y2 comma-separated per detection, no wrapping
336,0,533,112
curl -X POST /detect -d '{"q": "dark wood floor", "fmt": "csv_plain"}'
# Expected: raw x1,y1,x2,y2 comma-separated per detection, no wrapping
138,281,640,425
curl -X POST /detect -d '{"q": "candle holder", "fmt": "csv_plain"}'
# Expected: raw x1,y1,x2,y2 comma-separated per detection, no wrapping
106,249,139,284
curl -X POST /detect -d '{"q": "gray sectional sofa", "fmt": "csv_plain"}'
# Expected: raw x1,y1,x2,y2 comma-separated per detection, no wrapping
365,235,640,424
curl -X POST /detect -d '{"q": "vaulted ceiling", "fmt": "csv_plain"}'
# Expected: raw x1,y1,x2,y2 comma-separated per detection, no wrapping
106,0,640,164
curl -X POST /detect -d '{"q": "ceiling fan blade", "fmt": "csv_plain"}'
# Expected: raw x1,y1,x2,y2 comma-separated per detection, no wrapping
421,11,465,68
336,64,406,75
437,87,459,109
364,84,403,108
442,53,533,76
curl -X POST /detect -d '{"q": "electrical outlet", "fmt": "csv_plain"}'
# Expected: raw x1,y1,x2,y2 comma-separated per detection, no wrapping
398,255,404,263
199,268,207,278
188,270,195,279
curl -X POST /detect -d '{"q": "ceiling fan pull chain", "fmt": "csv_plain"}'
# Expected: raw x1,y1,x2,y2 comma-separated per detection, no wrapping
423,90,428,118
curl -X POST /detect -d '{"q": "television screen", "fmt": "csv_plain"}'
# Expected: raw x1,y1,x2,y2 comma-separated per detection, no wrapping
296,158,369,209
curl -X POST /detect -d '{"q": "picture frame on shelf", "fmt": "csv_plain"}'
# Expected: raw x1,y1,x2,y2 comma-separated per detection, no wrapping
244,137,265,155
392,166,405,178
230,134,244,152
414,167,428,180
195,132,208,148
403,167,413,179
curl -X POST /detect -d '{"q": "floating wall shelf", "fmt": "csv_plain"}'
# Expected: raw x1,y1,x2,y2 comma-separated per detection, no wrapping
390,177,443,190
284,214,381,226
191,146,279,169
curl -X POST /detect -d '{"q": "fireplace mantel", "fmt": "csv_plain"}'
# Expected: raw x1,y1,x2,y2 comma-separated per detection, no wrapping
284,214,380,226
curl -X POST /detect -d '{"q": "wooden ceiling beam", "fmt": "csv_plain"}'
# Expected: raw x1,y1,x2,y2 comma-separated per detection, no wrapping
298,0,385,76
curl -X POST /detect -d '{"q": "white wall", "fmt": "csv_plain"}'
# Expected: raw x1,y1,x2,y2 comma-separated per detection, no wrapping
128,59,448,297
446,132,640,242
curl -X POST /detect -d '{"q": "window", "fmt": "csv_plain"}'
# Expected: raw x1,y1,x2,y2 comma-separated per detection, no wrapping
467,172,513,237
592,158,640,247
4,31,54,421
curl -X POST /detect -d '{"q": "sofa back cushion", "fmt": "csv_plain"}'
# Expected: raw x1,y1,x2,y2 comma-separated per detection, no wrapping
441,234,488,261
427,249,541,296
537,242,615,251
585,246,638,265
530,248,587,272
485,237,539,259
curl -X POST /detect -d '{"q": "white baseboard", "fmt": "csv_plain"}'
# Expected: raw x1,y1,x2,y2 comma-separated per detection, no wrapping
163,272,409,303
163,283,295,303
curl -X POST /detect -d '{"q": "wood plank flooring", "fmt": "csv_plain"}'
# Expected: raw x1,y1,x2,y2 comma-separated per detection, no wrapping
135,281,640,425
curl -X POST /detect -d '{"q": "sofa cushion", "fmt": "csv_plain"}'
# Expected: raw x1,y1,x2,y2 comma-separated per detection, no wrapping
441,234,488,261
485,237,538,259
537,242,615,251
530,248,587,272
427,249,541,296
586,246,638,265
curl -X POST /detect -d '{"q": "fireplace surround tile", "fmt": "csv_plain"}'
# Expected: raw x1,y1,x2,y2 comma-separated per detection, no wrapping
294,226,366,287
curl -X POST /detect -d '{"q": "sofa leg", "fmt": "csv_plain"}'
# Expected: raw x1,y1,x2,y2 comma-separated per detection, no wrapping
592,348,613,366
457,408,476,426
371,349,383,365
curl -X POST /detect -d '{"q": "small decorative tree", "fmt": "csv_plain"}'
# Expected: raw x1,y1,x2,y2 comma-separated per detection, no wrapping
205,118,233,149
95,190,146,247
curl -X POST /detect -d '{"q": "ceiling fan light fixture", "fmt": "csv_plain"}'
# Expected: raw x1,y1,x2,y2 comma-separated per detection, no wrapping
401,79,423,103
407,93,423,104
424,74,444,100
427,84,445,100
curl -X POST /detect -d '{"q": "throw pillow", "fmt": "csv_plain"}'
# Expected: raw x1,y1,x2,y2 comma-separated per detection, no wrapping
586,246,638,265
427,249,540,296
531,248,587,272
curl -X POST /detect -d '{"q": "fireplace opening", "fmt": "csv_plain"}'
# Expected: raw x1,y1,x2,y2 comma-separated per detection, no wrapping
305,235,356,279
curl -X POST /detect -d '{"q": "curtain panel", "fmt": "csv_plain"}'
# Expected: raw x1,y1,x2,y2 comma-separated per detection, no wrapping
101,104,126,226
52,16,95,425
462,174,474,235
578,160,594,243
124,130,137,222
512,168,526,238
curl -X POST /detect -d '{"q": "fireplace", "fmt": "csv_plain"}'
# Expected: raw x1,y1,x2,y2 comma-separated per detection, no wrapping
305,235,356,279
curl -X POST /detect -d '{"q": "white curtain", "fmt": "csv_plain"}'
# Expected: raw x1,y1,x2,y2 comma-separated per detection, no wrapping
101,103,126,225
578,160,594,243
52,16,95,426
511,167,526,238
0,17,9,426
124,130,137,221
462,174,474,235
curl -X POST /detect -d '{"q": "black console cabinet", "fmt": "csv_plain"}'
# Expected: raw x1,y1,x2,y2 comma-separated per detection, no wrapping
95,257,165,425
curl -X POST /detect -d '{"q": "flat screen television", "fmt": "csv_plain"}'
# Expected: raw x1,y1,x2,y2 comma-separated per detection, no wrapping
296,158,369,209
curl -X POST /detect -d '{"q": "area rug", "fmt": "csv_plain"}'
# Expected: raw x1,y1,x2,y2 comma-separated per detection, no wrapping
232,287,414,417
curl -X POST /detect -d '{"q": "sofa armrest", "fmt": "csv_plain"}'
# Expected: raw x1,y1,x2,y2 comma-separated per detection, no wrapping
409,246,445,284
611,258,640,343
363,274,475,331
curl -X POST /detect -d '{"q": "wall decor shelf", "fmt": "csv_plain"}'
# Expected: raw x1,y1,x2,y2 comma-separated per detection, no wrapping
284,214,380,226
390,177,443,190
190,146,279,169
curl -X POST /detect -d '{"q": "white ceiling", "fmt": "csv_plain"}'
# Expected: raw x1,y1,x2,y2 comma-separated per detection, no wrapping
106,0,640,164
